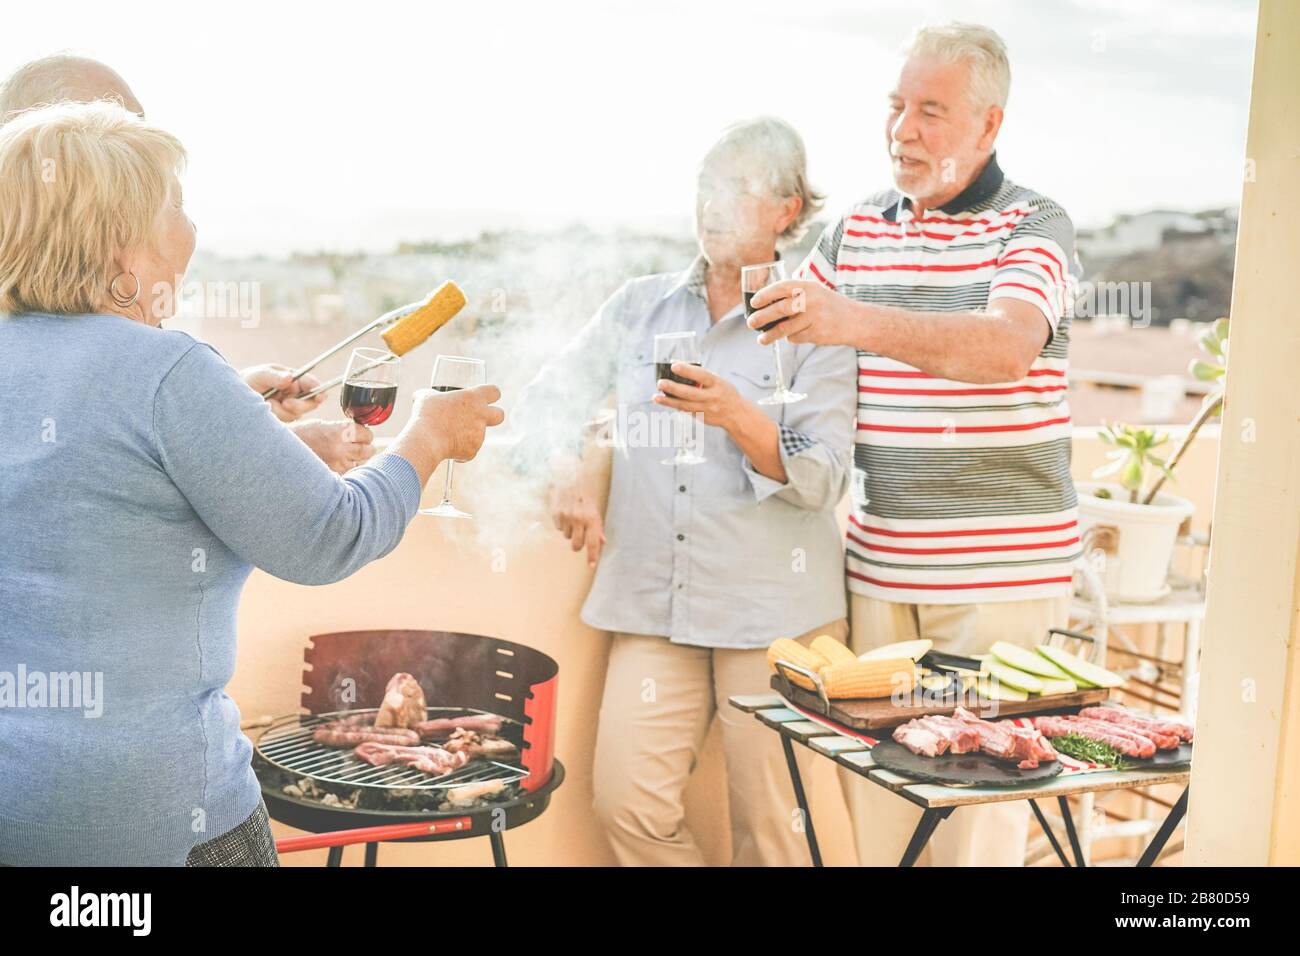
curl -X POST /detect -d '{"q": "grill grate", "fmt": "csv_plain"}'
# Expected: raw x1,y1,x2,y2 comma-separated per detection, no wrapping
255,707,527,791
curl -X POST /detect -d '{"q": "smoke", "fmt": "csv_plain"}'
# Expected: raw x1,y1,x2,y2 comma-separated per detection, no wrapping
386,226,697,554
184,116,825,559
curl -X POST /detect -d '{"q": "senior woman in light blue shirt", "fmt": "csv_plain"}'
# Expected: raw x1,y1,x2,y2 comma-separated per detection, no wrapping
516,118,858,866
0,102,504,866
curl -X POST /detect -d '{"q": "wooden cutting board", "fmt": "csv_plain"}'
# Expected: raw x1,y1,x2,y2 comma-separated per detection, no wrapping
770,675,1111,730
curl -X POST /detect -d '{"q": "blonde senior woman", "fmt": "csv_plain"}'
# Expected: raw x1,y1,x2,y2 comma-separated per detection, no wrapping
515,118,858,866
0,102,504,866
0,53,374,475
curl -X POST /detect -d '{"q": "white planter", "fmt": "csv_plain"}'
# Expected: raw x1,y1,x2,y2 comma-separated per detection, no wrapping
1076,481,1195,603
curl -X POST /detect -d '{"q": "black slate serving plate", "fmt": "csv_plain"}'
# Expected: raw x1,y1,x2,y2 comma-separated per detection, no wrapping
869,738,1064,788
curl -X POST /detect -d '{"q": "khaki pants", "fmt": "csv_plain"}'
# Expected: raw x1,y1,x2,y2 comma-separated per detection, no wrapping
843,593,1070,867
592,619,850,866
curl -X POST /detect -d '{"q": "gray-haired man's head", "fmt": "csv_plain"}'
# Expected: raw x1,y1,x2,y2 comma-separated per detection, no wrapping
0,54,142,123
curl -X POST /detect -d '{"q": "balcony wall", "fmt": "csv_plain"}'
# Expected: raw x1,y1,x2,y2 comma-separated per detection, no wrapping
230,426,1222,866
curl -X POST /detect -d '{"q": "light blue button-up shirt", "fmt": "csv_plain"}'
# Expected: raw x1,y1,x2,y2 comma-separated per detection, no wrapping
515,260,858,648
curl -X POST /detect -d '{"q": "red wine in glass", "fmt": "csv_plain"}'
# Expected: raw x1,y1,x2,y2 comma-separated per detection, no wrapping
655,361,701,387
341,381,398,425
341,347,400,428
744,291,786,333
740,260,806,405
421,355,485,519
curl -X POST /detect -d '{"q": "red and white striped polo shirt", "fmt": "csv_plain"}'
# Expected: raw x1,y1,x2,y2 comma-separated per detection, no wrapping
797,153,1081,604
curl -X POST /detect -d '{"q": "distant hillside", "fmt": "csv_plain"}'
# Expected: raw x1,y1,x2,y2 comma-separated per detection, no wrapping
1076,209,1237,323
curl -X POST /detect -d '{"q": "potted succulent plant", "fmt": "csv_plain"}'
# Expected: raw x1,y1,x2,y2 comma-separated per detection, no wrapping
1075,318,1227,602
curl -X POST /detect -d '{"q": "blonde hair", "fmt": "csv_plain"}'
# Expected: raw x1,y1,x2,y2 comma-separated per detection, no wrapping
905,22,1011,111
0,100,185,315
699,116,824,245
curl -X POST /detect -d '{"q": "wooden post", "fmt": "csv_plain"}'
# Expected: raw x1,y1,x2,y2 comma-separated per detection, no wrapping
1185,0,1300,865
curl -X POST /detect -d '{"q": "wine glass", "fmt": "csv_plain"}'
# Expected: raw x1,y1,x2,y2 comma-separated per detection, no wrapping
419,355,485,519
654,330,705,466
340,347,400,427
742,260,806,405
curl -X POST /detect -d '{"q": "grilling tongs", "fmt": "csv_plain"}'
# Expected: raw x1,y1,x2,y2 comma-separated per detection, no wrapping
260,281,467,401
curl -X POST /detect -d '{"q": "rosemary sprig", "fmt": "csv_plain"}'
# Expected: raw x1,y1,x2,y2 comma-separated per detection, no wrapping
1050,733,1134,770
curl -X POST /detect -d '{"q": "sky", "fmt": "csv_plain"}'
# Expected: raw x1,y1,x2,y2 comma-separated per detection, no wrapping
1,0,1259,256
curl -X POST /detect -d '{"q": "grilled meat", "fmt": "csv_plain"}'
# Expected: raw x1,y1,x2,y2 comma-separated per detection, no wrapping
443,728,519,760
313,726,420,747
416,713,504,738
374,673,427,729
353,741,471,776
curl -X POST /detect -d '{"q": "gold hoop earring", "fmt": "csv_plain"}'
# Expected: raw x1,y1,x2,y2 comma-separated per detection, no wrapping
110,271,140,308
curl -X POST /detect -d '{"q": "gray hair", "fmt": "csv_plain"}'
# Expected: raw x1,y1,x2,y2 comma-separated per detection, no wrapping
904,22,1011,111
0,54,129,121
699,116,824,245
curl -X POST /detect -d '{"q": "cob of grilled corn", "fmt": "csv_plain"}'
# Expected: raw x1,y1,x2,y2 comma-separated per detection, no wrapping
765,638,830,689
380,280,467,355
810,634,857,666
821,657,916,700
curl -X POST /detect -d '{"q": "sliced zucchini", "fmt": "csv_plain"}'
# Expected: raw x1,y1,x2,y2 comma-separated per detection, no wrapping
980,660,1045,694
976,677,1029,702
1034,677,1079,696
1036,645,1125,689
990,641,1071,679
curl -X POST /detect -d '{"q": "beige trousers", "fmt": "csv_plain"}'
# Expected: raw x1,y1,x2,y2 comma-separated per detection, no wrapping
843,592,1071,867
592,619,850,866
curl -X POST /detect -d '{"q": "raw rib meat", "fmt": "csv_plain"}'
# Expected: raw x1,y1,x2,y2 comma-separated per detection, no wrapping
893,722,948,757
353,741,471,776
892,709,1056,769
949,707,1058,769
374,673,427,729
1077,706,1191,744
916,715,981,754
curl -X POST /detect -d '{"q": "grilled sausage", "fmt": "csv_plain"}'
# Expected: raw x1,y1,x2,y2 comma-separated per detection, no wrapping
416,714,503,738
312,726,420,747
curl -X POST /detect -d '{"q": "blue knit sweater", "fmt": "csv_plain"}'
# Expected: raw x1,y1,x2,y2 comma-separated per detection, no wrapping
0,312,422,865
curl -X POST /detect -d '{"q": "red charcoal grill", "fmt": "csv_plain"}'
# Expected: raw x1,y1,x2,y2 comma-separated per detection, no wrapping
253,629,562,867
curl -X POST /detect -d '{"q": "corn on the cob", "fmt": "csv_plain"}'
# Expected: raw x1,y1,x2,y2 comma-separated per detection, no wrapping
380,281,467,356
765,638,830,689
809,634,856,666
821,657,916,700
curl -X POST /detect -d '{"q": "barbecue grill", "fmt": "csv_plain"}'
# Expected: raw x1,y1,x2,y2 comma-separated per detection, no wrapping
252,628,561,866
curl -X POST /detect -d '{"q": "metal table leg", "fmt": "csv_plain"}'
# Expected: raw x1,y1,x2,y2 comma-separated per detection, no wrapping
1058,795,1087,867
1030,799,1073,867
326,846,343,867
898,807,954,867
489,829,509,868
781,735,822,867
364,842,378,867
1137,787,1189,867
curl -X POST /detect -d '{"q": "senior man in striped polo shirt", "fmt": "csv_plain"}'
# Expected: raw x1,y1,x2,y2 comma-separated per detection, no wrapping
749,22,1081,866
